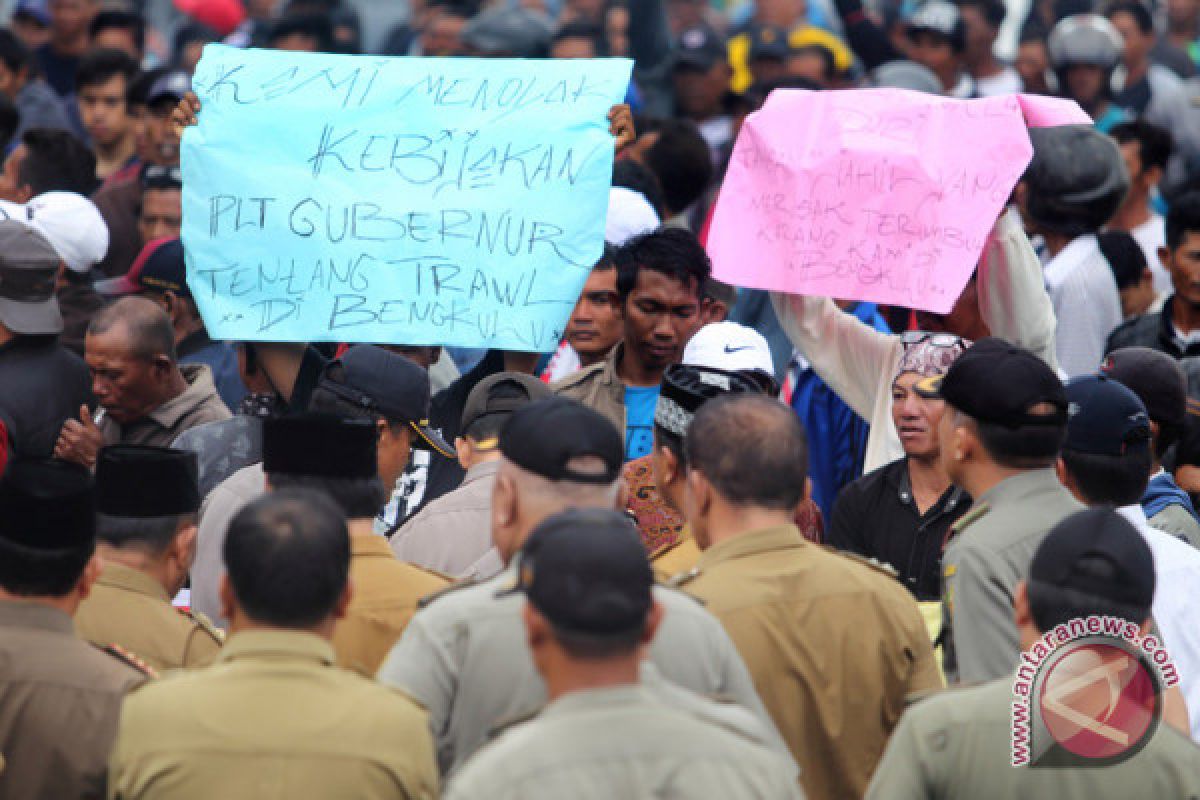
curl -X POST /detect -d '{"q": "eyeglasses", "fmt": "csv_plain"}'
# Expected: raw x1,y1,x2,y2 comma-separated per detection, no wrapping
900,331,965,349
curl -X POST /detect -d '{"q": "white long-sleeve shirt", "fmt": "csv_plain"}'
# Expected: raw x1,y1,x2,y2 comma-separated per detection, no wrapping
1043,233,1123,379
771,212,1059,473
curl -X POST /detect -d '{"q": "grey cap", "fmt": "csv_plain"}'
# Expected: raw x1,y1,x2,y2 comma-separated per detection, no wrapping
460,372,552,438
1048,14,1123,69
0,221,63,335
462,8,554,58
869,60,944,95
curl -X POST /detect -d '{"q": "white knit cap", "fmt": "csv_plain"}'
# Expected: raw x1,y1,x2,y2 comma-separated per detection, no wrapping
605,186,659,245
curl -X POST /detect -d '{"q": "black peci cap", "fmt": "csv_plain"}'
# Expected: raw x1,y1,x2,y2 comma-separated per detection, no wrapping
1064,375,1151,457
460,372,553,438
96,445,200,517
1100,347,1187,428
655,364,764,437
1029,508,1155,618
500,397,622,484
263,414,378,479
508,508,654,638
916,337,1067,428
0,459,95,549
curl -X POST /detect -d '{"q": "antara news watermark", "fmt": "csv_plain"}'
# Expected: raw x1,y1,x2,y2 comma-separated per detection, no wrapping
1011,615,1179,768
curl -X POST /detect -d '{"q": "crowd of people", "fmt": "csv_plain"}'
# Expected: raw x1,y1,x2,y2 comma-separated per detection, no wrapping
4,0,1200,797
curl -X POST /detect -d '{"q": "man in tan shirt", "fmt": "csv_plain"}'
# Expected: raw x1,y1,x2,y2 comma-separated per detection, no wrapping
674,394,942,800
75,444,223,671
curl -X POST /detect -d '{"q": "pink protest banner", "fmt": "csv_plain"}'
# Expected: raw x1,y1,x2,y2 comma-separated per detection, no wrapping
707,89,1087,313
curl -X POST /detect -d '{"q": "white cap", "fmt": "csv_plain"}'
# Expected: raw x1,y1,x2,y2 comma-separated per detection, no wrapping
25,192,109,274
683,321,775,377
605,186,659,245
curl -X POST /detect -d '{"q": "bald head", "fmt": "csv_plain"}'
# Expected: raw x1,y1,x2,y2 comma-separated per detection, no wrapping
88,296,177,363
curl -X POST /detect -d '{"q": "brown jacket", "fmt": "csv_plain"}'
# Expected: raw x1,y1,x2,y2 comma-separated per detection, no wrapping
0,600,149,800
74,563,223,672
676,525,943,800
552,343,626,438
99,364,232,448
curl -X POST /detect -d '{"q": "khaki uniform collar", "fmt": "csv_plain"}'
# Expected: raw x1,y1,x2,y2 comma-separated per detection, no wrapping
97,562,170,602
0,598,74,634
975,468,1061,508
148,364,215,429
542,683,648,718
462,459,501,486
599,342,625,388
696,524,805,570
350,533,396,558
217,630,336,666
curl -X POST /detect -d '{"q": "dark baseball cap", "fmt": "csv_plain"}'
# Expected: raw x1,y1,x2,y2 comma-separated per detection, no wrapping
96,445,200,517
0,220,63,335
916,337,1067,428
507,508,654,638
500,397,622,484
461,7,554,57
460,372,552,439
1029,508,1155,619
655,363,763,437
675,25,727,71
263,413,378,479
1064,375,1151,457
318,345,453,458
747,24,791,61
0,459,95,549
97,238,188,298
1100,347,1187,427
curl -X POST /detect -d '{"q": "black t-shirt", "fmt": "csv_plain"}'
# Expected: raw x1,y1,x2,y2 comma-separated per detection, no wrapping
827,457,971,601
35,45,80,98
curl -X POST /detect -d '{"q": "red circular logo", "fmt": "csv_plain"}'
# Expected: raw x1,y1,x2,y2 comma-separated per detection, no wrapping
1038,642,1158,760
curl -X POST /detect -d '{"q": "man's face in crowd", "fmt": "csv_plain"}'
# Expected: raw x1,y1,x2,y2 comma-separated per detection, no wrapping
1064,64,1108,111
86,325,166,424
49,0,94,41
958,5,996,64
551,36,598,59
272,33,321,52
79,74,130,148
673,63,728,121
92,26,140,60
421,11,465,56
1109,11,1151,68
749,55,789,86
1016,39,1050,93
787,50,831,85
139,188,183,243
623,268,702,373
1168,0,1199,29
143,99,181,166
907,31,957,84
756,0,804,28
892,372,945,459
1119,140,1158,204
565,267,622,363
0,145,28,203
1164,231,1200,307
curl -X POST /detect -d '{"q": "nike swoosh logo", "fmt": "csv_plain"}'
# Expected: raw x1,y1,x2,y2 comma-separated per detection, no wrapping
724,345,753,353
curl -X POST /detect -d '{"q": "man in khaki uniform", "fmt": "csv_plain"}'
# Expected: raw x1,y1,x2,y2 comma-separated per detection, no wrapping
378,398,786,777
262,412,449,676
108,489,439,799
75,444,223,670
676,394,942,800
445,508,801,800
916,338,1080,684
867,509,1200,798
0,460,151,800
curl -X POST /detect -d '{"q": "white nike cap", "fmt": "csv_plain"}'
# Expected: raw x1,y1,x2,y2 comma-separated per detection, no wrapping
682,321,775,378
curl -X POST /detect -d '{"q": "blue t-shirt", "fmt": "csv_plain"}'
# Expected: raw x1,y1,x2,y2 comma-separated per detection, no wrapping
624,385,660,461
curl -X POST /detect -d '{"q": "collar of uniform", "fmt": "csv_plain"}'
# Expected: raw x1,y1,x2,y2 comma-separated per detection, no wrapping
602,341,626,388
350,533,396,558
217,630,336,666
97,562,170,602
541,683,650,718
148,363,215,429
695,524,805,570
462,458,501,487
975,467,1061,509
0,598,74,634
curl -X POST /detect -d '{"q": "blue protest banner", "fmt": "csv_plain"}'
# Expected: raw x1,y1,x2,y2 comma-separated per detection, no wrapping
181,45,632,351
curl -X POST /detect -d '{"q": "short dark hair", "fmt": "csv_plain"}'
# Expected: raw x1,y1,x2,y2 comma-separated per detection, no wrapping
685,394,808,510
642,119,713,216
552,21,609,56
1060,447,1151,506
1097,230,1149,290
127,66,168,108
553,623,645,659
0,537,94,597
612,158,667,218
614,228,711,302
965,412,1066,469
268,14,335,51
958,0,1006,28
0,29,31,75
17,128,97,196
1028,554,1148,631
0,94,16,153
1111,119,1173,173
89,11,147,55
593,243,618,273
790,43,837,81
1166,191,1200,250
1107,0,1154,34
95,513,193,553
267,473,385,520
653,424,687,470
223,489,350,628
75,47,140,93
88,297,178,363
171,22,218,67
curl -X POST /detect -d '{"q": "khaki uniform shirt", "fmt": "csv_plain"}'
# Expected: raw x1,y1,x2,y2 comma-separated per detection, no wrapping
377,562,781,776
75,563,223,672
192,462,265,628
0,600,149,800
109,630,438,799
866,676,1200,799
651,526,702,581
552,343,626,438
333,534,449,676
444,684,804,800
676,524,942,800
390,460,498,578
99,364,232,448
941,469,1083,685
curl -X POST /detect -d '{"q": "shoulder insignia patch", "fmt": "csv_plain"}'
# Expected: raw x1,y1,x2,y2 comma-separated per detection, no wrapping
96,642,158,679
833,549,901,580
179,608,226,643
950,502,990,534
664,566,702,589
407,563,455,582
417,577,480,609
